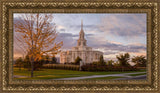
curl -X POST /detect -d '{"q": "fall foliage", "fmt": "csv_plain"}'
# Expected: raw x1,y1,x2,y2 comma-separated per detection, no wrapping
14,13,63,77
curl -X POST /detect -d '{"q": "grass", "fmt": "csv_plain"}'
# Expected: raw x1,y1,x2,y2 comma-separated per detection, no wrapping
13,68,146,80
83,76,125,80
129,73,146,76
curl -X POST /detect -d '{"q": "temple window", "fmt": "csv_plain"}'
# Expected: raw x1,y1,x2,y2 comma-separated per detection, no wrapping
96,53,98,59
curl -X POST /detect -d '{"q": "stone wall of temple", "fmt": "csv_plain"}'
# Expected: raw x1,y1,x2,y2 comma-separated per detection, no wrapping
60,20,103,64
60,50,103,64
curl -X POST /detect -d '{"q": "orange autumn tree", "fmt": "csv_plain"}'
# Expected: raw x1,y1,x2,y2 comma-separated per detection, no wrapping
14,14,63,77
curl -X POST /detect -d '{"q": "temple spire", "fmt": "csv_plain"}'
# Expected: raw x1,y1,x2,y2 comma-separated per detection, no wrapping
80,19,84,39
81,19,83,30
77,20,86,46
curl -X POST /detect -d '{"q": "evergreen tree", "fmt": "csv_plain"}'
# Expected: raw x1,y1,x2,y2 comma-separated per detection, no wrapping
99,55,106,65
75,56,82,65
107,60,114,66
15,57,23,70
24,55,31,70
51,56,57,64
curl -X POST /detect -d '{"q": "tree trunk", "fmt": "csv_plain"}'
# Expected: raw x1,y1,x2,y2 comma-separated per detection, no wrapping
31,58,34,77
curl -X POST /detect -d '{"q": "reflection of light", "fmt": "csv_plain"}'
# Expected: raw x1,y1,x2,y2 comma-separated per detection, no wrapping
129,52,146,56
108,41,122,45
57,25,65,30
104,54,116,59
128,62,136,66
94,48,105,52
14,53,23,59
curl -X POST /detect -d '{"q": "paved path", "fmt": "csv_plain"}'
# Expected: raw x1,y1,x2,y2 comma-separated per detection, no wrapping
14,75,28,78
53,72,146,80
113,75,146,80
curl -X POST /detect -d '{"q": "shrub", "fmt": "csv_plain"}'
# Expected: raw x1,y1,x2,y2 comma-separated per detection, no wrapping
43,64,79,71
74,56,82,65
81,64,107,72
15,57,23,70
81,63,139,72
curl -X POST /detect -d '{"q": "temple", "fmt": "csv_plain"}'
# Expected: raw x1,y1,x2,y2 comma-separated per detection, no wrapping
60,20,103,64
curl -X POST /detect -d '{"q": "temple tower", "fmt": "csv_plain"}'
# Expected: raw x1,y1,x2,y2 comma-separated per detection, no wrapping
77,20,87,47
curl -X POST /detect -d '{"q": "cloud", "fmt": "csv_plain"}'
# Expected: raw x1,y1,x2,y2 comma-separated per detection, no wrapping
13,14,146,60
57,25,65,29
101,42,146,55
69,25,98,29
56,25,66,32
55,33,93,48
98,14,146,38
86,36,146,56
56,32,96,49
59,29,65,32
56,33,77,49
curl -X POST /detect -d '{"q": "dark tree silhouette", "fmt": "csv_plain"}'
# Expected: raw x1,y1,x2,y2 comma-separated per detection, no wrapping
107,60,114,66
99,55,106,65
74,56,82,65
116,53,130,67
15,57,23,70
132,56,147,67
45,55,50,64
51,56,57,64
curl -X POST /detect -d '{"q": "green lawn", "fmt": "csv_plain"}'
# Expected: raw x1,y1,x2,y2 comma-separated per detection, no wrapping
129,73,146,76
83,76,125,80
13,68,146,80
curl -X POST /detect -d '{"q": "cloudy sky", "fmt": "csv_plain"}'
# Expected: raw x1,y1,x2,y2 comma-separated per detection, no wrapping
14,13,147,61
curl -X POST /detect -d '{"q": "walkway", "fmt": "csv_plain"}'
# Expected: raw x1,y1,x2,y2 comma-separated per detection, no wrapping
113,75,146,80
53,72,146,80
14,75,28,78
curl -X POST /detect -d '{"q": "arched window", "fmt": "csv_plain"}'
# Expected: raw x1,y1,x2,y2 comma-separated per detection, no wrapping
96,53,98,59
73,53,75,60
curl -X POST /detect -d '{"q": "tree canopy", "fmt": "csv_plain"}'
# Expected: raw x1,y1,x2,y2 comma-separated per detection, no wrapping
116,53,130,67
132,56,146,67
99,55,106,65
74,56,82,65
14,14,63,77
15,57,23,70
14,14,63,61
107,60,114,66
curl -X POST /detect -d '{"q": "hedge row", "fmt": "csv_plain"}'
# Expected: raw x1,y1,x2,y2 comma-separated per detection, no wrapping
43,64,139,72
81,65,139,72
43,64,80,71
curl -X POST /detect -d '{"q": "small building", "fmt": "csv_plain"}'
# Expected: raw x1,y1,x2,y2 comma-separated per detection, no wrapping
60,20,103,64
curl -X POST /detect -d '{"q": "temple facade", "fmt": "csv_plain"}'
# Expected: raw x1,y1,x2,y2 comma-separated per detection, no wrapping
60,20,103,64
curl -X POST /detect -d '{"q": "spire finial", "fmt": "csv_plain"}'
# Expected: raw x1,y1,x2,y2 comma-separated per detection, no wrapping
81,19,83,30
